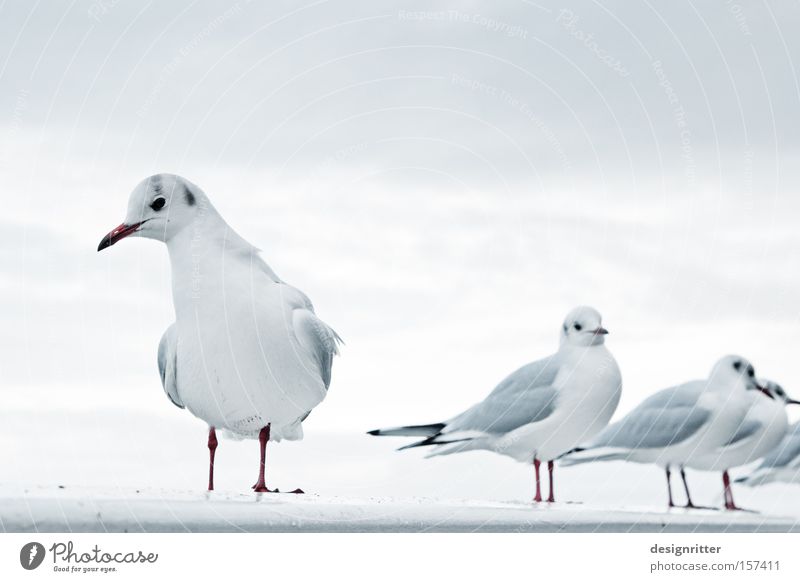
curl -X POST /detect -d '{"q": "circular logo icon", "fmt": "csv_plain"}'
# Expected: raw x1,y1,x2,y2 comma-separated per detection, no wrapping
20,542,46,570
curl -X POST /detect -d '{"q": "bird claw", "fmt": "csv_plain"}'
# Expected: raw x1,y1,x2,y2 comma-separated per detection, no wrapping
253,484,279,493
725,504,756,513
685,503,718,511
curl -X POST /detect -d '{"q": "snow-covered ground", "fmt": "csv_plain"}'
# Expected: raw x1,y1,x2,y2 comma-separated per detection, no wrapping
2,409,799,532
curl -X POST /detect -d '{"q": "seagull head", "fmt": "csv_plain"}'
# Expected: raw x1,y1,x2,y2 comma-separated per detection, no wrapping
759,380,800,405
560,305,609,347
98,173,203,251
710,355,764,393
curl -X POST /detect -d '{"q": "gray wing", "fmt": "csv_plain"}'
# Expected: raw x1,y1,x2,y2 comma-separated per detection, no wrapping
291,307,342,389
755,423,800,470
447,357,561,435
157,324,183,409
723,419,763,447
591,382,709,449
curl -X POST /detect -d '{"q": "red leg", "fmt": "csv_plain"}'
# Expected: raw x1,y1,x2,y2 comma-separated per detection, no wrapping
207,427,218,491
252,425,277,493
547,460,555,503
533,458,542,502
666,467,675,508
723,470,741,510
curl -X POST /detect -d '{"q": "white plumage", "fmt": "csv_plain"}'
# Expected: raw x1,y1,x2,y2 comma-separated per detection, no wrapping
100,173,341,489
369,306,622,501
561,356,770,508
687,380,793,473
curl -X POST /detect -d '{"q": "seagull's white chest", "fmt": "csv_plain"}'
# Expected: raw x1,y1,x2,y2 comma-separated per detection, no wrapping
166,232,326,440
499,345,622,461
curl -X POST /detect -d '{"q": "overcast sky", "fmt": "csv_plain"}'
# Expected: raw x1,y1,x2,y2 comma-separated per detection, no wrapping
2,0,800,441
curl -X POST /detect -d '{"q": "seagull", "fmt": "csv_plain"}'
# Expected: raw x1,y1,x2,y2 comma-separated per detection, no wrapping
561,356,763,509
737,419,800,487
368,306,622,503
686,380,798,509
98,173,341,493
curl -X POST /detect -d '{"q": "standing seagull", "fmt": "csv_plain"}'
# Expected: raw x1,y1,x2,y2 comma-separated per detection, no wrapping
98,174,341,492
561,356,763,509
686,380,798,509
368,306,622,503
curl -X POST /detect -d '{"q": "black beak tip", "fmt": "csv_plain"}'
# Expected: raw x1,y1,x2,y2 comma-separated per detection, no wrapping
97,236,112,252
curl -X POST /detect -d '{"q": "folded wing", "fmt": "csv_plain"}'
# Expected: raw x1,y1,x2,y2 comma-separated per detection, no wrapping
157,323,184,409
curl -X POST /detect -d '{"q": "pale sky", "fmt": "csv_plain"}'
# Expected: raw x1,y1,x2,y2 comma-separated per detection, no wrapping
2,0,800,442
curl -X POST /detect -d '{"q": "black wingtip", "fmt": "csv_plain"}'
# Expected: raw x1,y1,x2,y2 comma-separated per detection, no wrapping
397,440,428,451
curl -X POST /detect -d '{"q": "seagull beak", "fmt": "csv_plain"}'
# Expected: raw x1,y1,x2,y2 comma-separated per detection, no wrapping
591,327,609,335
786,398,800,406
97,221,144,251
757,386,774,399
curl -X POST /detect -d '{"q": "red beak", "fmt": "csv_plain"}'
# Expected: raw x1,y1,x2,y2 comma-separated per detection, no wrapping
97,222,144,251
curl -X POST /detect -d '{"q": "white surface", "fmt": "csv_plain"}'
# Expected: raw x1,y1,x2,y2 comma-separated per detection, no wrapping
3,486,797,533
2,408,800,532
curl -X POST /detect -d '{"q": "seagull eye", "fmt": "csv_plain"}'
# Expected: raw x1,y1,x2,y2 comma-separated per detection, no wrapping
747,368,754,378
150,197,166,211
573,323,582,331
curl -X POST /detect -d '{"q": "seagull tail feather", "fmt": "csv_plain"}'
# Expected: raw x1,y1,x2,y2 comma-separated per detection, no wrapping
367,423,446,438
559,446,627,467
734,469,772,487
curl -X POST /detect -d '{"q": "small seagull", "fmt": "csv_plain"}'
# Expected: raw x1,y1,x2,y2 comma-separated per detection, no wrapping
561,356,763,509
686,380,798,510
98,174,341,493
736,418,800,488
368,306,622,503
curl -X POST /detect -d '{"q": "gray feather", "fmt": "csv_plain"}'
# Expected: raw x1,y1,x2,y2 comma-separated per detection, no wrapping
723,419,762,447
589,382,709,450
291,307,342,389
446,357,560,435
753,422,800,470
157,324,183,409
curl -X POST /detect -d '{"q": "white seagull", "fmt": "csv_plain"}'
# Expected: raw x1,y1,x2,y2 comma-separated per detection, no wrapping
98,174,341,493
368,306,622,502
686,380,798,509
561,356,763,509
737,419,800,488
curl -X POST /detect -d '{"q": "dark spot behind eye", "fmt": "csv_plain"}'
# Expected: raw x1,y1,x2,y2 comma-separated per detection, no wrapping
184,185,195,206
150,197,166,211
733,361,742,372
